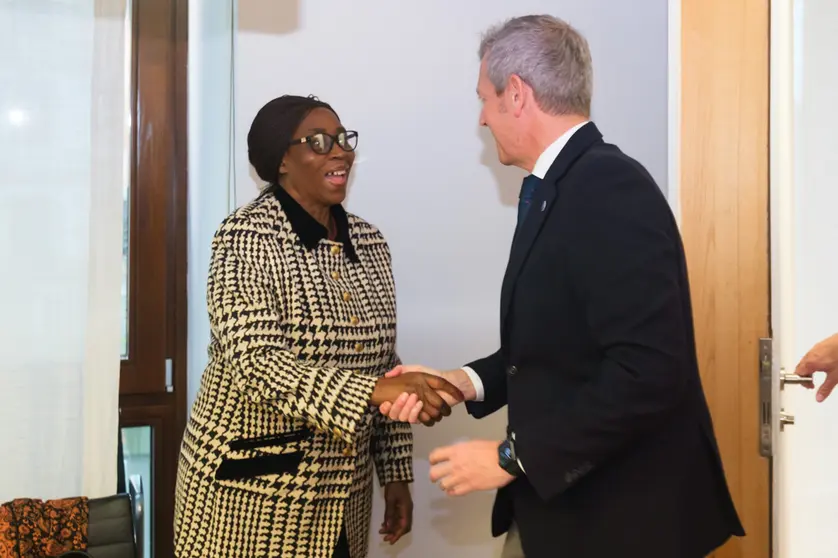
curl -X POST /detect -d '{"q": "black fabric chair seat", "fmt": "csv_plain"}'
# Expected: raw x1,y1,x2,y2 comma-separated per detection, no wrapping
86,494,136,558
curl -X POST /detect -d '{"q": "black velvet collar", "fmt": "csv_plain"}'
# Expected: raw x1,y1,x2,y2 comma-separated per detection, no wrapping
272,185,359,262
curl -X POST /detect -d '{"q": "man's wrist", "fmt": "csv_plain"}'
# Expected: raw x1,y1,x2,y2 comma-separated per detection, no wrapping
443,368,478,401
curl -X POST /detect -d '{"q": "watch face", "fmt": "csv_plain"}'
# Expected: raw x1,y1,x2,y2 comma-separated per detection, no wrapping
498,439,520,476
499,441,514,468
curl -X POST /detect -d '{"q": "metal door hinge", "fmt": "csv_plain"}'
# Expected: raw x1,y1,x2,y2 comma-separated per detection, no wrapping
780,412,795,429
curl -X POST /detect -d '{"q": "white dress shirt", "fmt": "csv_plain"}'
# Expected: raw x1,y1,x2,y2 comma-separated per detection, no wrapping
461,120,589,402
460,121,588,473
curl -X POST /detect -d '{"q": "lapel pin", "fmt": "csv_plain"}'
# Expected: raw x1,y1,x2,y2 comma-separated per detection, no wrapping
540,200,547,211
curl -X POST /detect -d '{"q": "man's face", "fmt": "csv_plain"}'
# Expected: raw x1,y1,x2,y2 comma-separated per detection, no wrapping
477,59,517,167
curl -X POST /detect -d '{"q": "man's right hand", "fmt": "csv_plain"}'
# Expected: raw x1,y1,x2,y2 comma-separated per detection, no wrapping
379,366,476,423
371,373,464,426
795,332,838,402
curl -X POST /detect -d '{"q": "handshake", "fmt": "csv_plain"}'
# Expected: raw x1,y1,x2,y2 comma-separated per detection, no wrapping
370,365,475,426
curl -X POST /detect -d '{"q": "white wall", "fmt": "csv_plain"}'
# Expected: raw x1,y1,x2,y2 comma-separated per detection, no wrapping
233,2,668,556
187,0,236,410
774,0,838,556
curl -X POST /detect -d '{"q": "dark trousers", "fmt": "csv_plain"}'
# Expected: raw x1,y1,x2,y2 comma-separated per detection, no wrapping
331,525,350,558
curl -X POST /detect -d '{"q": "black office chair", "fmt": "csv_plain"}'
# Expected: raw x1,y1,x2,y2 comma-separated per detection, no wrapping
84,498,134,557
58,476,142,558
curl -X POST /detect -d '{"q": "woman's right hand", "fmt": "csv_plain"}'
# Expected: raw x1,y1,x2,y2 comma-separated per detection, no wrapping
371,373,464,426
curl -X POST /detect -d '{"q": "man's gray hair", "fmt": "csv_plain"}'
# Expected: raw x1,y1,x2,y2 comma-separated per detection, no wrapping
479,15,593,117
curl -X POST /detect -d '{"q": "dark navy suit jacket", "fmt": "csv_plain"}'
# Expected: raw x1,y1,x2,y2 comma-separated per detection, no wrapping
465,122,745,558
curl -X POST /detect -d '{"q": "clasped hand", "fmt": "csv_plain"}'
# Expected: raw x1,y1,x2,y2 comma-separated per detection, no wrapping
375,368,513,497
371,368,463,426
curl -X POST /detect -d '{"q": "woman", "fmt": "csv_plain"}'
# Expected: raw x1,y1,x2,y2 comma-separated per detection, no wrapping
174,95,462,557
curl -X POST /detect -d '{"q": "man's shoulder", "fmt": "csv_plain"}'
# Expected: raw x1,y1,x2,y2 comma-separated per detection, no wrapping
575,142,657,185
558,142,673,228
561,142,663,202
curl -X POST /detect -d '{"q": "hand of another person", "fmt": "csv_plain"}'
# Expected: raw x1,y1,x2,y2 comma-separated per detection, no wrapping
429,440,514,497
795,332,838,402
379,365,474,423
380,482,412,544
371,373,464,426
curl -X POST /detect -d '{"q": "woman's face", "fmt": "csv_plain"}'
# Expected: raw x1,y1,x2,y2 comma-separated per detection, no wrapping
279,107,356,208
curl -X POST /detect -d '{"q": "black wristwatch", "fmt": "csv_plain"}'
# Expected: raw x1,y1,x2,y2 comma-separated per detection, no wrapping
498,436,523,477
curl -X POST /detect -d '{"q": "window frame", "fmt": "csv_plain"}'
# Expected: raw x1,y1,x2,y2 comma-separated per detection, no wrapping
118,0,188,556
120,0,187,398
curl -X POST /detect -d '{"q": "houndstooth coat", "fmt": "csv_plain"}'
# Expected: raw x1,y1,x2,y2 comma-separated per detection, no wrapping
174,188,414,558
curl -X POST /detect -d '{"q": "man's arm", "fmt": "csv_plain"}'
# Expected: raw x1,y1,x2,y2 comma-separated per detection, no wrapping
514,160,689,501
463,350,508,418
377,360,498,421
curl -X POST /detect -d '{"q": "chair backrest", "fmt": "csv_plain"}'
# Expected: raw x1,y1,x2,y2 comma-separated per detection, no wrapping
85,493,136,558
2,489,139,558
127,475,143,558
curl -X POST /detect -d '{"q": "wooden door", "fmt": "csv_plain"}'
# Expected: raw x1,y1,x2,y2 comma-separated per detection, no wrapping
679,0,771,556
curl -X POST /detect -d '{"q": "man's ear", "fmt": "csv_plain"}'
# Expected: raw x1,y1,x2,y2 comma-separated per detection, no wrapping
506,74,527,117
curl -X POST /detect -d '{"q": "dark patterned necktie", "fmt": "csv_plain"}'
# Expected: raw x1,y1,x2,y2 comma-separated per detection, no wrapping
517,174,542,227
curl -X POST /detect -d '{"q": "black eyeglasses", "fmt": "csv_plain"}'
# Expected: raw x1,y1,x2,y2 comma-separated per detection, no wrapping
289,130,358,155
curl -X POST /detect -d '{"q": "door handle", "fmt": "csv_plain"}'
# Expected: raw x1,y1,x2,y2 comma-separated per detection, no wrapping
780,411,795,429
780,371,814,389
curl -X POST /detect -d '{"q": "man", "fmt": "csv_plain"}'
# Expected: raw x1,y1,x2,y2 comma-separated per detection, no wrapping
796,332,838,401
381,14,745,558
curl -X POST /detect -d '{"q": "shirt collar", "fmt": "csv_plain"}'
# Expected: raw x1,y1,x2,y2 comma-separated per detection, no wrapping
272,185,359,262
531,120,590,179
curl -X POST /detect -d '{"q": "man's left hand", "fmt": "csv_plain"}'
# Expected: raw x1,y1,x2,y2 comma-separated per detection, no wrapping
380,482,412,544
429,440,515,496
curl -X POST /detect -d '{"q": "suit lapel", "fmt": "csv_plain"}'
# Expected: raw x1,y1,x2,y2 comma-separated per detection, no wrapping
500,122,604,326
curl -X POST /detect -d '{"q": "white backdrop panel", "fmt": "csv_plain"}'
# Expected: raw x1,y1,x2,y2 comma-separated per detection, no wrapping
234,2,668,555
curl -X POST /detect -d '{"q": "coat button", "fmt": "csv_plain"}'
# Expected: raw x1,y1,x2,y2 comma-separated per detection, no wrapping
343,292,351,302
507,365,518,376
331,245,340,254
355,343,364,352
331,271,340,280
350,316,360,325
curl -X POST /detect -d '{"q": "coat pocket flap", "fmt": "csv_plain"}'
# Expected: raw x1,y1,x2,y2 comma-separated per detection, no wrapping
227,428,312,451
215,452,304,481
